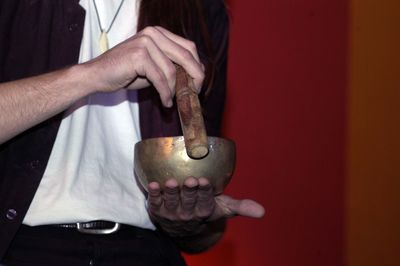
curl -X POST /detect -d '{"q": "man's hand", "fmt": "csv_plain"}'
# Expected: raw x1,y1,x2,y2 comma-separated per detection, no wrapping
147,177,265,251
84,26,204,107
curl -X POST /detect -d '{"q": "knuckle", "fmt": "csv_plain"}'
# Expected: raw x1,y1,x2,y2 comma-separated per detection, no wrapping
165,64,176,80
187,40,197,52
149,198,162,207
148,206,160,216
165,200,179,210
142,26,158,36
132,47,149,61
153,70,167,84
164,184,179,194
179,213,193,221
148,189,160,197
149,204,160,212
197,209,212,219
198,191,213,202
182,198,196,209
154,73,164,84
162,214,177,223
137,35,152,46
181,49,193,61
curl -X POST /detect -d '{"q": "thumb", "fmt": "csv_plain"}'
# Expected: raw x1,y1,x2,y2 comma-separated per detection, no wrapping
214,195,265,219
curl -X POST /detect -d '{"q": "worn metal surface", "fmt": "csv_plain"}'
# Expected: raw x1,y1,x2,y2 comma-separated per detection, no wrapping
134,136,235,194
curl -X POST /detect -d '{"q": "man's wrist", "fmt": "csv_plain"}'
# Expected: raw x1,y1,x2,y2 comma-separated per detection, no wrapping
168,219,227,254
67,63,103,95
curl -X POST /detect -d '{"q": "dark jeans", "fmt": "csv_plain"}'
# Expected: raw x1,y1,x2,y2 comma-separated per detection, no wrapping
1,224,186,266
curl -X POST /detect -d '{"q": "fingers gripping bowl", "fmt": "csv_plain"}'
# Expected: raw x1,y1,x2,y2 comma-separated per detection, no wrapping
134,136,235,195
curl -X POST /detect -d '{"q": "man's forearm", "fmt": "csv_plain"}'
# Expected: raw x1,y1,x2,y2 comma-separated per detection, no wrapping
0,64,96,144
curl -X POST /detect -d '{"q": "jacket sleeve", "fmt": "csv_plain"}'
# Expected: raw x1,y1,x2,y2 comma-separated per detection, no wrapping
0,0,19,82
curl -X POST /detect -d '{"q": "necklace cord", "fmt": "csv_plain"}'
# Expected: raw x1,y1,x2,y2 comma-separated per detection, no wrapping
93,0,125,33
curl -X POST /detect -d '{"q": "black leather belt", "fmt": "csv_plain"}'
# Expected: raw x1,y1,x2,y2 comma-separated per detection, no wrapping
54,221,121,234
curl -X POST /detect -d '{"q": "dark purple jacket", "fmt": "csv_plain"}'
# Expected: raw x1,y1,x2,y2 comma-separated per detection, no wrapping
0,0,228,258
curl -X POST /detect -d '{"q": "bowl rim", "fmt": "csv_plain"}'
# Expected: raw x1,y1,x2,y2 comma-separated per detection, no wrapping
135,135,236,146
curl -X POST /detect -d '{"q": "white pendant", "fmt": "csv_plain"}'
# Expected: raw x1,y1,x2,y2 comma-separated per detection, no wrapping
99,31,109,53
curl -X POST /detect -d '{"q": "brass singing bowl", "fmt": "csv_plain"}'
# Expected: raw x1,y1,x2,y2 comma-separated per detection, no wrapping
134,136,236,195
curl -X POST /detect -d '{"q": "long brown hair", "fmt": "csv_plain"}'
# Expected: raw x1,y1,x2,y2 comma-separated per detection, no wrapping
137,0,215,95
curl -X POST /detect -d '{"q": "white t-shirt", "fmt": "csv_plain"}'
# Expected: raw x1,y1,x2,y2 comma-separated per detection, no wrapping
23,0,155,230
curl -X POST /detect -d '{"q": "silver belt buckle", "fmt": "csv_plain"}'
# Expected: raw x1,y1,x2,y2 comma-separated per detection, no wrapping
76,222,121,234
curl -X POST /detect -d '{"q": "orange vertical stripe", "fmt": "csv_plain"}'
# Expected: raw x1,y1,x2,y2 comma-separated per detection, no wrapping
347,0,400,265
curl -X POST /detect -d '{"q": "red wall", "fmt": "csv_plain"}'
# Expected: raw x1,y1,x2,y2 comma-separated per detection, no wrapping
186,0,348,265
